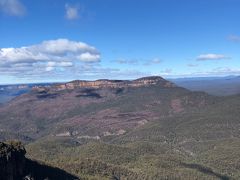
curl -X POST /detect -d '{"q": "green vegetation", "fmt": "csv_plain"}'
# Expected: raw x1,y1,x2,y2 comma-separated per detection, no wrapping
1,78,240,179
26,138,234,179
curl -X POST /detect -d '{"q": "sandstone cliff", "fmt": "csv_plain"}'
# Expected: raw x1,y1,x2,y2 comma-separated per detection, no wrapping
33,76,176,92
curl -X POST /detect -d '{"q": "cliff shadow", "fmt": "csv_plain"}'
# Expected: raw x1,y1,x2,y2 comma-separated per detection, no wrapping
26,159,79,180
181,162,230,180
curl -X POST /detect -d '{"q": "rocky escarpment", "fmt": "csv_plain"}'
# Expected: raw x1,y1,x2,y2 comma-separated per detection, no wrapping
33,76,176,92
0,141,78,180
0,141,26,180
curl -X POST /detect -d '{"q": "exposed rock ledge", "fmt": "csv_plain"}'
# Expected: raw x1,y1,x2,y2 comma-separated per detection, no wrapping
32,76,176,92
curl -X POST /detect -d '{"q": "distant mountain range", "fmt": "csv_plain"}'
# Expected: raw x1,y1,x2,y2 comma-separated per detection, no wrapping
171,75,240,96
1,76,239,105
0,76,240,179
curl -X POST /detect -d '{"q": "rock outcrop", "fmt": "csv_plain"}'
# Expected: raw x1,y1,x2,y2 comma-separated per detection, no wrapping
33,76,176,92
0,141,79,180
0,141,26,180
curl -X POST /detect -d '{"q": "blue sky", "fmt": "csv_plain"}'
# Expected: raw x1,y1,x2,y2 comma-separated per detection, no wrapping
0,0,240,84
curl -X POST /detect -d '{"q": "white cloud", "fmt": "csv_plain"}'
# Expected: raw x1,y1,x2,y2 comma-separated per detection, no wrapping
45,61,73,71
196,54,230,61
0,39,100,65
77,52,101,62
65,4,79,20
228,35,240,42
59,61,73,67
0,38,100,76
0,0,25,16
46,66,54,72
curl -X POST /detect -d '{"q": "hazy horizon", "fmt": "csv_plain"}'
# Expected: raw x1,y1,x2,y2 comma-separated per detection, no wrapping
0,74,239,86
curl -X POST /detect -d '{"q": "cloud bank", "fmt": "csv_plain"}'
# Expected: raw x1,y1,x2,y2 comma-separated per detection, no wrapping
0,38,100,64
0,39,151,82
0,39,101,77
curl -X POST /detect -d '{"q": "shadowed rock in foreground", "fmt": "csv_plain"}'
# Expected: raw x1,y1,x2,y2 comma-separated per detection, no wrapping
0,141,79,180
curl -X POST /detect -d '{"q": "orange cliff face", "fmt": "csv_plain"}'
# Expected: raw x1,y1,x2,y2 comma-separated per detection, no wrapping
32,76,176,92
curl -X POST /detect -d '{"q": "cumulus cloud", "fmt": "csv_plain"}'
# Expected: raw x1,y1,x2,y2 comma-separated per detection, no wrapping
0,39,151,82
228,35,240,42
0,39,100,65
65,4,79,20
196,54,230,61
0,38,101,78
77,52,100,62
0,0,25,16
45,61,73,71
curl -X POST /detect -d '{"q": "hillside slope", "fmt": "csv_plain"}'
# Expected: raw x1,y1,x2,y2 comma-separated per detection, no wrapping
0,76,239,179
0,76,210,141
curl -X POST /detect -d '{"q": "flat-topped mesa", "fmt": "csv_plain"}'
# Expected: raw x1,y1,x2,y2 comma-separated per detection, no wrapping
58,76,175,90
32,76,176,92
